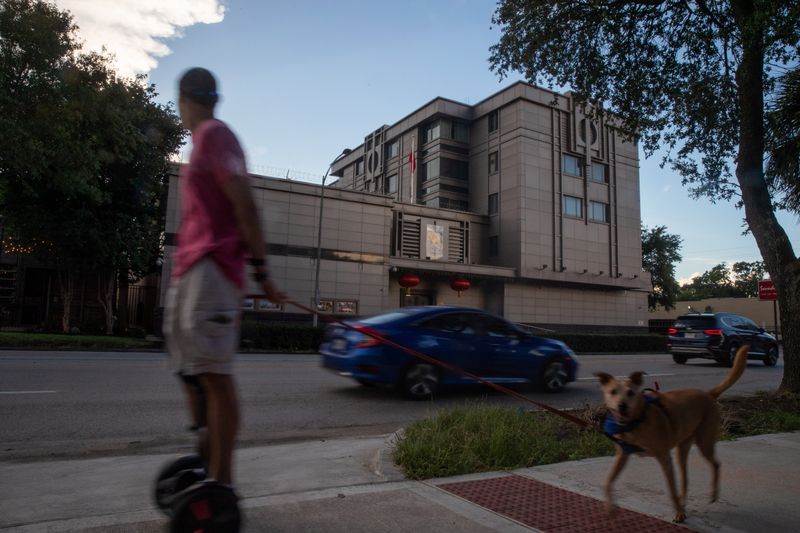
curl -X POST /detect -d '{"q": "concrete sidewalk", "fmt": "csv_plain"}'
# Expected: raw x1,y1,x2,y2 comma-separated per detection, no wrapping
1,432,798,532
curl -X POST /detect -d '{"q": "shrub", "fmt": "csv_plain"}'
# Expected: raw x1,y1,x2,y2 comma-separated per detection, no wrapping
543,333,667,353
240,321,324,352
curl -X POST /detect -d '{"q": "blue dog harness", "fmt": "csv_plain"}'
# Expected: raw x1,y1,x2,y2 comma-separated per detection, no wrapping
603,389,669,455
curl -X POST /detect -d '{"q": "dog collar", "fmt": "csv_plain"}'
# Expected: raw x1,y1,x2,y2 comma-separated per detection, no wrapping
603,389,665,455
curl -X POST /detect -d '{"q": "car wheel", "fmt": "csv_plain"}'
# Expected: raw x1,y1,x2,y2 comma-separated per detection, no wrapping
672,354,688,365
719,343,738,367
763,345,779,367
539,359,568,393
403,363,439,400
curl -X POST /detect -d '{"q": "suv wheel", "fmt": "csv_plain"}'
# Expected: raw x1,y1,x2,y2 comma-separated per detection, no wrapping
764,345,779,367
718,343,738,367
402,363,439,400
672,354,688,365
540,359,568,393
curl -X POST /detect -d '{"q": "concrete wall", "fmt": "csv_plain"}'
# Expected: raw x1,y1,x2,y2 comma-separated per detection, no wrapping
649,298,782,332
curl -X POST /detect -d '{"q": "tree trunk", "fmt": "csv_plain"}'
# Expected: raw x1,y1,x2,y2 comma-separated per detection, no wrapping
118,268,129,335
57,269,74,333
97,271,115,335
733,0,800,392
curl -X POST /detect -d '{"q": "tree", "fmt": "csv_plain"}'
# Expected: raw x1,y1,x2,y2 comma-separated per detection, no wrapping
679,263,736,300
732,260,766,297
0,0,184,333
490,0,800,392
641,225,682,310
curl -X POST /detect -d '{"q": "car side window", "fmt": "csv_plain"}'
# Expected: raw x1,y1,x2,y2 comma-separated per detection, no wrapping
470,314,519,339
741,317,760,331
418,314,476,335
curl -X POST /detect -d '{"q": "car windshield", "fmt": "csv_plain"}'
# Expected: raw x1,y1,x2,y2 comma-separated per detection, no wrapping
674,316,716,329
359,310,415,325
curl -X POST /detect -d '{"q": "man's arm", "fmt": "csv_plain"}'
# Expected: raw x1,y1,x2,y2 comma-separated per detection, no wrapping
221,174,286,303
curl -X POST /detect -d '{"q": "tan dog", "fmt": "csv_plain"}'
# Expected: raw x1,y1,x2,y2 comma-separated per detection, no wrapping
595,345,748,523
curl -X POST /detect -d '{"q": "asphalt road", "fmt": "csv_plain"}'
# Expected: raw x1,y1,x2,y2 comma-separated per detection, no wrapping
0,350,783,462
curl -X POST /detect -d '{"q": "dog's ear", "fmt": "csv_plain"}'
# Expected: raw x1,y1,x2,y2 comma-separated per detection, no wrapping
628,371,646,386
594,372,614,385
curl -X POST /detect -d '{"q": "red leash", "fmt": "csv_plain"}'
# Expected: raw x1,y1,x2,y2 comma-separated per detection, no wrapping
266,298,592,430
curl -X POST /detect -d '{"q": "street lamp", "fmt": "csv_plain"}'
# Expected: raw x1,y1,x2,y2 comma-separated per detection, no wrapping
313,148,352,327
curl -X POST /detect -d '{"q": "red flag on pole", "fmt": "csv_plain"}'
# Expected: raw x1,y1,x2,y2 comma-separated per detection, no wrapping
408,136,416,172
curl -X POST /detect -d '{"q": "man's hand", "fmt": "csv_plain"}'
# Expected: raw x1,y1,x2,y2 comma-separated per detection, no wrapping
261,279,288,304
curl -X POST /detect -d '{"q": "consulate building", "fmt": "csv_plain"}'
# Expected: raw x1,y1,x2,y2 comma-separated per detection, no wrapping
161,81,651,331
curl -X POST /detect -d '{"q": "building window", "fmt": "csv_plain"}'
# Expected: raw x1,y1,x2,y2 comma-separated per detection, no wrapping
385,140,399,160
563,195,583,218
488,193,498,215
355,159,364,175
488,110,498,133
424,121,441,143
489,235,499,257
440,197,469,211
590,162,608,183
423,159,440,180
488,151,499,174
451,122,470,143
562,154,583,177
440,157,469,180
386,173,398,194
589,200,609,222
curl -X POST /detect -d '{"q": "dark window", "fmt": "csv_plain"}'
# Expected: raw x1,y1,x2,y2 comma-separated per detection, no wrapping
488,110,499,133
488,193,498,215
355,159,364,175
440,183,469,194
418,313,477,335
488,151,499,174
562,154,583,177
589,200,609,222
489,235,499,257
439,197,469,211
472,314,521,339
440,157,469,180
386,173,398,194
424,121,441,143
452,122,469,142
674,316,717,330
423,159,440,180
385,140,399,160
563,195,583,218
590,162,608,183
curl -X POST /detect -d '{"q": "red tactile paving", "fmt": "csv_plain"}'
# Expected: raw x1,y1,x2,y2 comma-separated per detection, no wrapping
438,474,690,532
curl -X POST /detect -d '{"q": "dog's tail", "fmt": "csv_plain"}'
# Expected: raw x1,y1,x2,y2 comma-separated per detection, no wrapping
708,345,749,399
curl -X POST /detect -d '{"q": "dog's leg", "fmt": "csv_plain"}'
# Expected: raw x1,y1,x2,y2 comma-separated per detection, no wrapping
656,453,686,523
604,449,629,515
695,434,721,502
676,438,693,507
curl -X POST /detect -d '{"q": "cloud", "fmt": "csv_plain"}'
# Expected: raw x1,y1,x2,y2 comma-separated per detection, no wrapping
678,273,701,285
56,1,226,77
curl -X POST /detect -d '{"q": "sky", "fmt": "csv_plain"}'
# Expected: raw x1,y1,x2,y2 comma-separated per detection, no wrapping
55,0,799,284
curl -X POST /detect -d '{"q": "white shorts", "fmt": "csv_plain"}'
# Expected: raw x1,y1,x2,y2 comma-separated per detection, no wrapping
163,257,242,375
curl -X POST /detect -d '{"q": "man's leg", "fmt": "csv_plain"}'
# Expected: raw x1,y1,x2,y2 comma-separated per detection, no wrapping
198,372,239,485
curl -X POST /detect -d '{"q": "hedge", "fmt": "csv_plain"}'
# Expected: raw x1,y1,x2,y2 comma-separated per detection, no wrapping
240,321,325,352
239,322,667,354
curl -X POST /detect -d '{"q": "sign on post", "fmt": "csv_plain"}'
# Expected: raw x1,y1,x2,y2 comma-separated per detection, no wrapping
758,280,777,301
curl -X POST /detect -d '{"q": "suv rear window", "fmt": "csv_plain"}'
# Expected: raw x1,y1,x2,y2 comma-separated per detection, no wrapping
673,316,717,330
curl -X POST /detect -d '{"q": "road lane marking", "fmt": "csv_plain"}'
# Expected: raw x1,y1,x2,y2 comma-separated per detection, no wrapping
578,373,675,381
0,390,58,394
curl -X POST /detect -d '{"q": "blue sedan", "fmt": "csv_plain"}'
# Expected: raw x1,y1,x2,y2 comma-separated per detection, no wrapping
320,306,578,399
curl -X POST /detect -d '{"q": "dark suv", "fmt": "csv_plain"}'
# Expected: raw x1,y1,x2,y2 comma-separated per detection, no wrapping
667,313,779,366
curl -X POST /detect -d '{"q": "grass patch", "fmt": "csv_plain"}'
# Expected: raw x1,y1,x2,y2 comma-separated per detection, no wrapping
721,392,800,438
393,403,614,479
0,332,155,350
395,394,800,479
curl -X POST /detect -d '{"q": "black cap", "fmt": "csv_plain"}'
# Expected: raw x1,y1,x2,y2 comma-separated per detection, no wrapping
179,67,219,106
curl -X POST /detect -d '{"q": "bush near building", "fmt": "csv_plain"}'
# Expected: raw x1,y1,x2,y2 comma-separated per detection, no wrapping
238,323,666,353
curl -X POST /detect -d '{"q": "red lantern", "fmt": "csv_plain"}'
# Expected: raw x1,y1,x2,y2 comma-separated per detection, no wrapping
450,278,470,297
398,273,420,296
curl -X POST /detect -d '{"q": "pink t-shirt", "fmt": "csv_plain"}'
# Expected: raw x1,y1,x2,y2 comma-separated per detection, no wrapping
172,119,247,289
